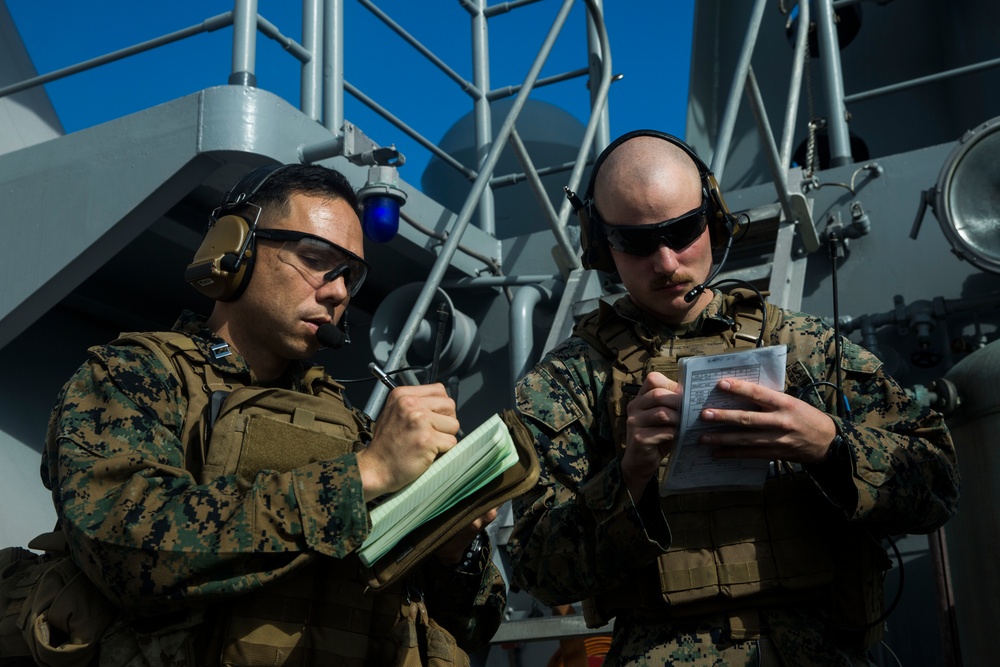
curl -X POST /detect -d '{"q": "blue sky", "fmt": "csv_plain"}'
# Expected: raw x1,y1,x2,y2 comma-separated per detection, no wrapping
6,0,694,182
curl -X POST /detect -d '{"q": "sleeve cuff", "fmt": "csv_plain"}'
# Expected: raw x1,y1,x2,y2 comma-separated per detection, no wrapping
582,460,671,566
807,425,861,514
630,477,672,551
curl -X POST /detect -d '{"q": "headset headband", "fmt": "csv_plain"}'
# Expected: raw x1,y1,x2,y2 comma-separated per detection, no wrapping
185,164,290,301
217,164,288,215
582,130,711,202
573,130,740,272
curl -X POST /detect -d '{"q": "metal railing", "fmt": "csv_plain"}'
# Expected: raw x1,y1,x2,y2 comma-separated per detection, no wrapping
362,0,612,417
2,0,614,418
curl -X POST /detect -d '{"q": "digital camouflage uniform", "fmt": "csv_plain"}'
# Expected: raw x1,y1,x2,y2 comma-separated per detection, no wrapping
509,292,960,667
40,310,505,666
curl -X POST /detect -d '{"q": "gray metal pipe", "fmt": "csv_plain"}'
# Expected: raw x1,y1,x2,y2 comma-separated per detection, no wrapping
363,0,581,418
489,159,578,188
586,0,611,151
510,283,559,395
471,0,497,235
845,56,1000,105
555,0,613,230
256,15,312,62
508,128,580,271
814,0,852,166
483,0,545,19
298,135,344,165
780,0,809,169
745,67,794,225
229,0,259,86
710,0,768,180
358,0,482,98
343,81,476,178
442,275,562,289
323,0,345,133
0,13,233,99
486,67,589,102
301,0,323,120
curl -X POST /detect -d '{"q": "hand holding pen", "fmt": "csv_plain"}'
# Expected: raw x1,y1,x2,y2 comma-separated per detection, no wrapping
368,362,399,390
358,361,460,500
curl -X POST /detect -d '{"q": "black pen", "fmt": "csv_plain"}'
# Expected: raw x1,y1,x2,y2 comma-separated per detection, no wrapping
368,362,398,390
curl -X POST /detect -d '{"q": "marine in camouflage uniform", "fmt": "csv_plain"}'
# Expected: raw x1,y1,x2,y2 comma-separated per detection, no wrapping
42,311,505,664
506,131,960,666
509,294,959,666
30,163,506,666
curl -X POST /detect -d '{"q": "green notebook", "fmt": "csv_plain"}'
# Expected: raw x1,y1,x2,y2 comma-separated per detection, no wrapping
357,413,519,567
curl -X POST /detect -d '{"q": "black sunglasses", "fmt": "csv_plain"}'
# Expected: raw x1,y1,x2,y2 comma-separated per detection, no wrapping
598,202,709,256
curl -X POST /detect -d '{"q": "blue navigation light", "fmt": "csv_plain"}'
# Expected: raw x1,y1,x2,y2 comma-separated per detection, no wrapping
363,193,401,243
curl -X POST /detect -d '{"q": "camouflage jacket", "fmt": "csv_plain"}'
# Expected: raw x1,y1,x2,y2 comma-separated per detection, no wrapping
40,310,505,658
508,292,960,664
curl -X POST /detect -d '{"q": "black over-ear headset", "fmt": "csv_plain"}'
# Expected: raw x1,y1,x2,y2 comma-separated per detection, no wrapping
185,164,288,301
572,130,741,273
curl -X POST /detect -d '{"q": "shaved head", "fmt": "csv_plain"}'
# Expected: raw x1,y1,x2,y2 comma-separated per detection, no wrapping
593,135,702,218
587,132,716,325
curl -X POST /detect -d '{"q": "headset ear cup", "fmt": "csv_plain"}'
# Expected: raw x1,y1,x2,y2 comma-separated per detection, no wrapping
705,173,739,248
184,214,255,301
578,205,616,273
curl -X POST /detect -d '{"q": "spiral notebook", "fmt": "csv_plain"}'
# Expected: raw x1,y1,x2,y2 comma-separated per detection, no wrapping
357,413,519,566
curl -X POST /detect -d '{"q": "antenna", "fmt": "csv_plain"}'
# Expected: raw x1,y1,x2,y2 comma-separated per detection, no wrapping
829,233,847,418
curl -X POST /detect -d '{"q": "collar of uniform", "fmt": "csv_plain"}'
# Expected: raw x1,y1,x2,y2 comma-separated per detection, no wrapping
688,291,738,335
169,310,312,388
612,291,735,341
171,310,252,377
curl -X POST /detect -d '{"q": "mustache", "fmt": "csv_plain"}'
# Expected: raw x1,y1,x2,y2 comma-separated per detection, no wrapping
651,274,696,289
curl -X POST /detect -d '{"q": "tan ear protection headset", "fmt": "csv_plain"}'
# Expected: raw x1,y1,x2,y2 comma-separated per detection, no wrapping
185,164,288,301
571,130,741,273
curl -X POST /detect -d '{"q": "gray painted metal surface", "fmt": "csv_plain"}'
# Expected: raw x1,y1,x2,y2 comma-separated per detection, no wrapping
2,1,999,665
0,85,507,351
0,0,62,153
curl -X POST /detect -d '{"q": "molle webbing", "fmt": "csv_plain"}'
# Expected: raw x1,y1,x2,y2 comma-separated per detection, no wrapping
573,291,781,454
210,560,407,667
112,331,366,486
655,476,836,605
199,384,362,487
110,331,410,665
112,331,240,479
575,293,836,625
574,295,885,649
582,475,837,629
